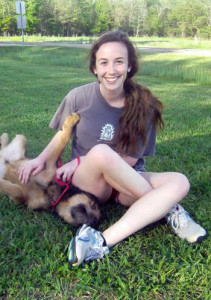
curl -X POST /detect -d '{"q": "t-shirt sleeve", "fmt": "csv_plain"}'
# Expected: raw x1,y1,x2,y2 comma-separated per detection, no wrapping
49,90,77,130
133,122,156,172
143,122,156,156
130,122,156,159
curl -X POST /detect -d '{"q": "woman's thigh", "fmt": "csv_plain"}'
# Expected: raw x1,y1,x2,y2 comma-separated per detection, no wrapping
71,144,151,203
71,145,185,205
71,148,113,203
117,171,190,207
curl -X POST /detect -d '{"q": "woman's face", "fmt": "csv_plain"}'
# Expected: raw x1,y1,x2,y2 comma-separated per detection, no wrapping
93,42,130,96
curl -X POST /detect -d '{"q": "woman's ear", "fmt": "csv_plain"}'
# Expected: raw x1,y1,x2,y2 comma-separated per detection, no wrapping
128,67,131,72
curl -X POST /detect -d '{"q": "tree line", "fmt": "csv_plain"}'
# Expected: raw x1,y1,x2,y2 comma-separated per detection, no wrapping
0,0,210,38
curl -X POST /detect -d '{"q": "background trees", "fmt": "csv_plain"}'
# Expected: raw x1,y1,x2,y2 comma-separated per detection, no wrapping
0,0,210,38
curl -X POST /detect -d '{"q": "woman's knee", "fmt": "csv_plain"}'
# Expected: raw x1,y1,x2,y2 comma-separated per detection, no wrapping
146,171,190,199
87,144,119,168
171,172,190,198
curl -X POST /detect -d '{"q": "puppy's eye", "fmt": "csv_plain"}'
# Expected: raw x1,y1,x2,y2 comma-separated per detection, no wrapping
91,202,97,209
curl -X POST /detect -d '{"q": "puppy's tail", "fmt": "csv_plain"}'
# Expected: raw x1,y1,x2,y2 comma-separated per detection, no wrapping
0,134,26,161
0,133,9,149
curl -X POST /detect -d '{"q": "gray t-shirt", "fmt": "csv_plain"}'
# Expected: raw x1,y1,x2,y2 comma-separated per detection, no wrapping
49,82,156,172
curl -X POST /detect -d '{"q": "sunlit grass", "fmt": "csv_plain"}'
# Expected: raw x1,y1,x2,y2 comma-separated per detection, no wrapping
0,46,210,86
131,36,211,49
140,53,211,86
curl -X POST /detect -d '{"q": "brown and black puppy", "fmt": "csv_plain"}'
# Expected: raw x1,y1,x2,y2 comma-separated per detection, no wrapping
0,114,100,227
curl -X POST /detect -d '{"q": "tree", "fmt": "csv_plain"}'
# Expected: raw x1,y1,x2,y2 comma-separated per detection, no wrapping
0,0,17,35
53,0,73,36
70,0,95,35
92,0,113,34
111,0,129,33
199,0,211,38
131,0,147,36
169,0,210,38
145,0,173,37
0,0,210,37
25,0,42,34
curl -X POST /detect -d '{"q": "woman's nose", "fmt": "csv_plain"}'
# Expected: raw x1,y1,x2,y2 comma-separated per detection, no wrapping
107,63,116,74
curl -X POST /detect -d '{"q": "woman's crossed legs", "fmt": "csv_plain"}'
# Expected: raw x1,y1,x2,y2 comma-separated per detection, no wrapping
68,144,206,266
71,144,190,247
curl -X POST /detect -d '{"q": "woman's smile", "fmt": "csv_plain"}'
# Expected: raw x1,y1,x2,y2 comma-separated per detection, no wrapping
93,42,130,97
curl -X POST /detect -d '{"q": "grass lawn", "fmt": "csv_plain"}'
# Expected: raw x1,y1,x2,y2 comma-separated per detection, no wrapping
0,46,210,299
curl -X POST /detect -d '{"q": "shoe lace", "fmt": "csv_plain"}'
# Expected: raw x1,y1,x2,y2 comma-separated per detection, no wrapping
169,210,191,230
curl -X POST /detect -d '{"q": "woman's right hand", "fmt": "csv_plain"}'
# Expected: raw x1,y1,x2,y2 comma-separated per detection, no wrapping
56,159,79,182
18,157,45,184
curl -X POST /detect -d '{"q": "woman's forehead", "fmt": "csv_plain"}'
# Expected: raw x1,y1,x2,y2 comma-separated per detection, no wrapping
96,42,128,59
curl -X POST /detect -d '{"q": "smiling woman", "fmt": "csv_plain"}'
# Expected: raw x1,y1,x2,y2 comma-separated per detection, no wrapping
18,30,207,267
93,42,129,105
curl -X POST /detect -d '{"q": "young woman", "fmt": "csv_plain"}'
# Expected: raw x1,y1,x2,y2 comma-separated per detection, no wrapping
18,31,206,266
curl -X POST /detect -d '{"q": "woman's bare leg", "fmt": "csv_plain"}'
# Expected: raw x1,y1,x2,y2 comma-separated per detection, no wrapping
103,172,190,247
71,144,190,247
68,145,206,266
72,144,152,203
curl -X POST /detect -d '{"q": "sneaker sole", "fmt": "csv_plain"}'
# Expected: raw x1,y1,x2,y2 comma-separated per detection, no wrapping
189,231,208,243
68,225,88,266
68,237,79,266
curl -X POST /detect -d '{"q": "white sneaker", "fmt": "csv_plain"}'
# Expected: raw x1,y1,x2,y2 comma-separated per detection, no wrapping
68,224,109,266
166,204,207,243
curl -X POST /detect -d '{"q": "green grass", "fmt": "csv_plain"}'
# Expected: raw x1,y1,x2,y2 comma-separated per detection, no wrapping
140,54,211,86
1,35,211,49
130,36,211,49
0,46,210,87
0,46,210,299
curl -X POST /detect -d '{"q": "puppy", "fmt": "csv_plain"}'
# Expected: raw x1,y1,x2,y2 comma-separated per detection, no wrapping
0,114,100,227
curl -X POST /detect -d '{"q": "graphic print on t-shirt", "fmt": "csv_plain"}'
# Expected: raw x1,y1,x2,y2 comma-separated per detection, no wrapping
100,123,115,141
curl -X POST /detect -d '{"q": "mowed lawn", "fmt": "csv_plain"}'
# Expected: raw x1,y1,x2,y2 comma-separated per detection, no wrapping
0,46,210,300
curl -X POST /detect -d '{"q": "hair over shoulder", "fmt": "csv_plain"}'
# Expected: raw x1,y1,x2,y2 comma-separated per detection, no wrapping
116,79,164,155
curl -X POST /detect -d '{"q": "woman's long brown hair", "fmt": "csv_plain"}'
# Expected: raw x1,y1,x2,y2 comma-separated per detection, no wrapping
89,30,164,155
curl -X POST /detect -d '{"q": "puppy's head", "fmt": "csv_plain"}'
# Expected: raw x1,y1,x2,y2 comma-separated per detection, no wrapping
56,193,101,227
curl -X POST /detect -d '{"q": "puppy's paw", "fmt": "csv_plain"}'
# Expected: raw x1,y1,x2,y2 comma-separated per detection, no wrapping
63,113,80,130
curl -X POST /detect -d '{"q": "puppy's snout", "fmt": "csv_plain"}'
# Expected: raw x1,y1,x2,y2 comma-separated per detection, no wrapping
89,216,99,228
70,202,100,227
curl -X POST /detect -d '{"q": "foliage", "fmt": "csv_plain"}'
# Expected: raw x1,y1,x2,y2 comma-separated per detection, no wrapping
0,0,210,38
92,0,112,34
168,0,210,38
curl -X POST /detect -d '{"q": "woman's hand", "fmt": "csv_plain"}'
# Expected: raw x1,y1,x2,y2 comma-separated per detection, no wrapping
18,157,45,184
56,159,79,182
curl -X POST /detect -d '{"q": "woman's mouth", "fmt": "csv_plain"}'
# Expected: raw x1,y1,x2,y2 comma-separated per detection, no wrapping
105,77,119,83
